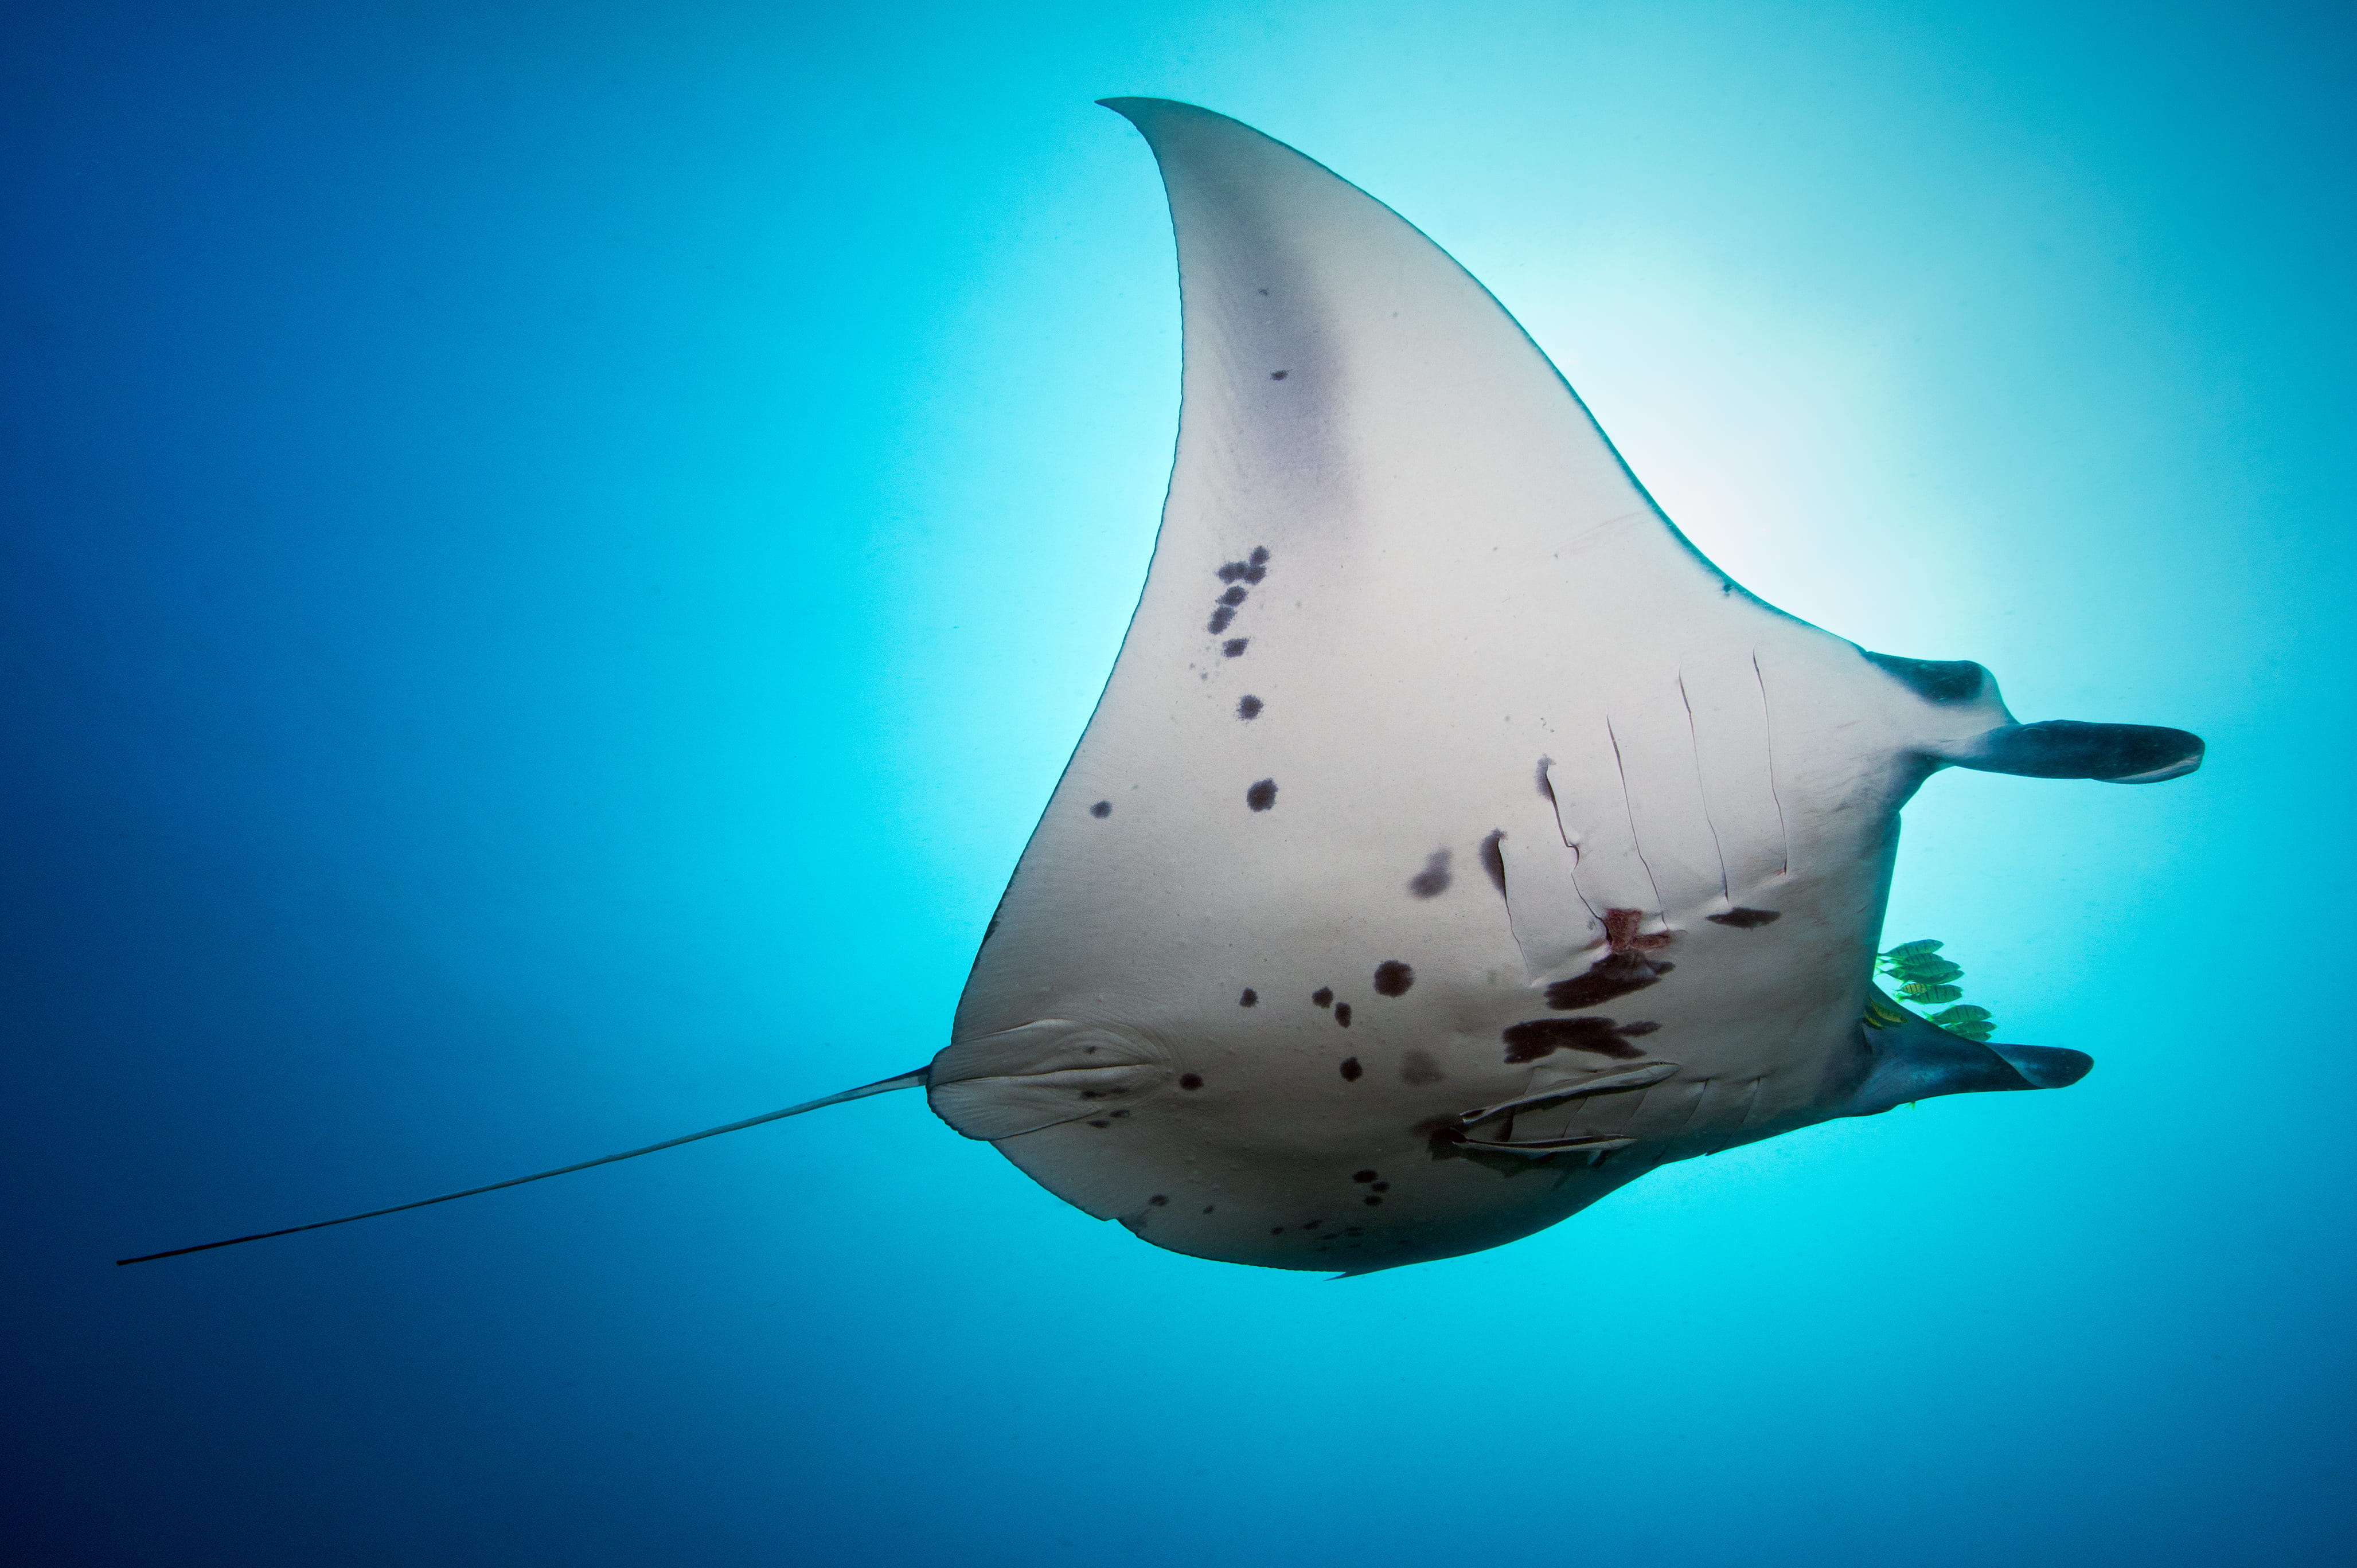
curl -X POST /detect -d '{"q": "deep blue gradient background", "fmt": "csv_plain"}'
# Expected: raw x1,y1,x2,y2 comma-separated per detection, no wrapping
6,4,2352,1563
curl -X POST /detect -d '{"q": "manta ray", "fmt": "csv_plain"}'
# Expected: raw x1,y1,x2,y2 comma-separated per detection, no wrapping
122,100,2202,1275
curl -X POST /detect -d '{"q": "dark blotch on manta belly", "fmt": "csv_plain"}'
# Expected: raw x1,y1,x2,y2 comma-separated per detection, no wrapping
1478,831,1507,896
1237,695,1263,720
1708,908,1782,928
1340,1057,1363,1081
1089,800,1111,818
1239,988,1258,1007
1334,1003,1353,1027
1546,951,1672,1008
1372,960,1414,996
1501,1016,1660,1063
1224,639,1250,658
1312,987,1333,1007
1407,850,1452,898
1246,778,1278,811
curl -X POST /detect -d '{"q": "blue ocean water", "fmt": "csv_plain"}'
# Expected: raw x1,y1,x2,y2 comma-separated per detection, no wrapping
6,3,2350,1563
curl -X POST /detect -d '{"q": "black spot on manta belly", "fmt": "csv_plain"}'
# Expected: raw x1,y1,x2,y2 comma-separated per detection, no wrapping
1312,987,1333,1007
1547,951,1672,1009
1352,1170,1377,1183
1500,1016,1658,1063
1236,694,1263,720
1224,638,1250,658
1246,778,1278,811
1239,988,1258,1007
1249,546,1270,565
1399,1048,1444,1085
1180,1073,1204,1089
1270,370,1289,380
1089,800,1111,818
1149,1194,1168,1206
1334,1003,1353,1027
1218,561,1247,582
1340,1057,1363,1081
1372,960,1414,996
1407,849,1453,898
1478,830,1507,895
1208,605,1235,634
1708,907,1782,928
1220,586,1247,607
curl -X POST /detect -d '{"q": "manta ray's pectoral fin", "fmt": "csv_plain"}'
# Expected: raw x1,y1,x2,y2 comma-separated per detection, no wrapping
1947,720,2206,784
1846,992,2092,1118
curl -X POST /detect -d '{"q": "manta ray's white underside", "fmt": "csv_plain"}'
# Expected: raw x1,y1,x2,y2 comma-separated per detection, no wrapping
924,100,2201,1272
112,99,2203,1276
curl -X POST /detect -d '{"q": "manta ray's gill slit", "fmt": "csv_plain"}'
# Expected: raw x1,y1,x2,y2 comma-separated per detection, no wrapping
1603,715,1670,925
1533,757,1605,924
1702,1080,1770,1153
1676,671,1734,906
1659,1077,1713,1144
1751,653,1792,877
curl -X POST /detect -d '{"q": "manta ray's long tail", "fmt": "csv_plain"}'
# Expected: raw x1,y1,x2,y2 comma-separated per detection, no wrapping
114,1066,930,1265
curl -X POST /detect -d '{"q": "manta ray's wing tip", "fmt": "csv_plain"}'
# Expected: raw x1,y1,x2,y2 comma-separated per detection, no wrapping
1095,97,1230,132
